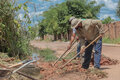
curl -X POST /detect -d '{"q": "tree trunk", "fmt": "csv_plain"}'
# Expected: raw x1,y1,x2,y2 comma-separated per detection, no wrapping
58,34,61,40
54,34,57,41
42,35,44,40
62,33,65,40
67,30,71,40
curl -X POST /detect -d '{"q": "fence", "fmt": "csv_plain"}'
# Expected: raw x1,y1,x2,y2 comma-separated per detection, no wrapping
104,21,120,39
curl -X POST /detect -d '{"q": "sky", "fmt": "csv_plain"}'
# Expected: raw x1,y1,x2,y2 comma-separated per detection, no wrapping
18,0,120,26
91,0,120,20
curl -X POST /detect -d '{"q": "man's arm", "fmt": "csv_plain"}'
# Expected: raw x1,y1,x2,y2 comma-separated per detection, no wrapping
67,32,76,50
98,20,105,37
79,37,85,53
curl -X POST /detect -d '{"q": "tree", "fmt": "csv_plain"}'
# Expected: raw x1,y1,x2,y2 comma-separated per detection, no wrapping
116,0,120,18
38,20,47,40
102,16,114,24
39,0,104,40
0,0,31,59
66,0,104,18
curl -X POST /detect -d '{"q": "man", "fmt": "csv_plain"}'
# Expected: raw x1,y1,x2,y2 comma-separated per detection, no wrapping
68,17,104,69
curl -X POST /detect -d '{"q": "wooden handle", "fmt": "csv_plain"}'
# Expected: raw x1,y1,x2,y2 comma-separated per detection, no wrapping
9,62,23,68
53,40,77,66
63,42,78,58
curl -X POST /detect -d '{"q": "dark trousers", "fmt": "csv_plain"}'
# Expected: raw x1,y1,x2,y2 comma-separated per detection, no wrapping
82,41,94,69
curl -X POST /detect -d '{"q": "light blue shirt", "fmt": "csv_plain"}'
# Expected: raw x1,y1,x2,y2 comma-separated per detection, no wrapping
73,28,76,34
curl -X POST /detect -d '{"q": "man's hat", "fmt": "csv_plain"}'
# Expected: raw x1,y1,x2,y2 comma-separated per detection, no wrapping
69,16,75,22
70,18,82,29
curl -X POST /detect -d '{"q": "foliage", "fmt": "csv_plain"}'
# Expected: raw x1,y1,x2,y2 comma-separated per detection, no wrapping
102,16,114,24
66,0,104,18
0,0,31,59
38,0,104,40
116,0,120,18
38,20,47,39
29,26,39,40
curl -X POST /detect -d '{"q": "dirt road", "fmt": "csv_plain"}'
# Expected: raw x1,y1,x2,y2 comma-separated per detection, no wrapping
31,40,120,80
101,46,120,80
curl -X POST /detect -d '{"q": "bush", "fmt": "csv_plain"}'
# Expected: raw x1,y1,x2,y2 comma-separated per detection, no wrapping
0,0,31,59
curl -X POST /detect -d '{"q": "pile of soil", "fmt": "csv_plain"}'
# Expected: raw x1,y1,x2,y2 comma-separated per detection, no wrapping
100,56,118,65
91,55,118,66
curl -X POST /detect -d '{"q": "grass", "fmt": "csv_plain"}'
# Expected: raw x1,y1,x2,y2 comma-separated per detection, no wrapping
0,52,20,65
30,46,57,62
0,52,9,58
87,68,108,78
64,52,75,59
103,37,120,44
39,48,57,62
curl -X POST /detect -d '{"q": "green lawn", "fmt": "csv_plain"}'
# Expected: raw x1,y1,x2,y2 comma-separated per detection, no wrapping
103,37,120,44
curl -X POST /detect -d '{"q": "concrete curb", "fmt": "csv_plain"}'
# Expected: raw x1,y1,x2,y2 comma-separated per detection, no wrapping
103,43,120,47
66,42,120,47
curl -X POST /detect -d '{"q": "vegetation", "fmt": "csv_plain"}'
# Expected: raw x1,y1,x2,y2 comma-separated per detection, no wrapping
87,68,108,78
102,16,114,24
31,46,57,62
38,0,104,40
39,48,57,62
64,52,76,59
0,0,31,59
103,37,120,44
29,26,39,40
116,0,120,18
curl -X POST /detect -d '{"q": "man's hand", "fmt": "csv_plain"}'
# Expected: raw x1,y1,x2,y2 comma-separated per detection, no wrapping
80,47,85,54
68,32,76,50
76,36,80,41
